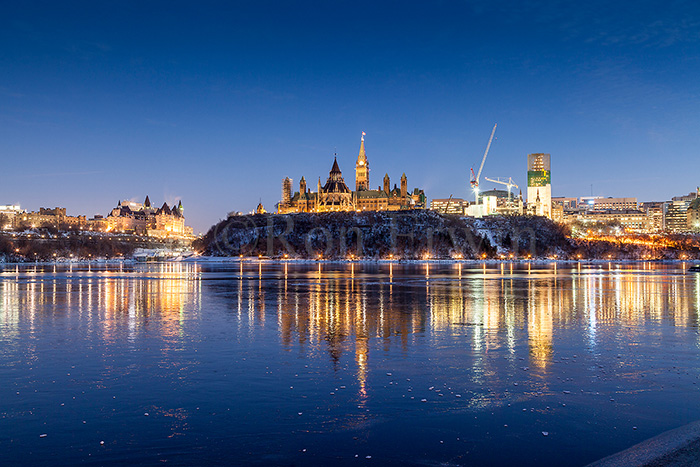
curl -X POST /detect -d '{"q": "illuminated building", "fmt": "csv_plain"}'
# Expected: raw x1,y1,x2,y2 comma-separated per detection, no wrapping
665,189,699,232
639,201,665,232
588,197,638,210
665,200,692,232
281,177,292,207
578,197,638,211
16,207,87,230
1,200,193,238
430,198,469,215
105,196,193,238
563,209,652,232
688,197,700,231
278,133,426,213
355,132,369,191
551,197,578,210
480,189,524,215
526,153,551,218
0,205,23,229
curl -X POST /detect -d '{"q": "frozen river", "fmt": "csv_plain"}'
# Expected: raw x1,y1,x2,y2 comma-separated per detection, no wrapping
1,261,699,465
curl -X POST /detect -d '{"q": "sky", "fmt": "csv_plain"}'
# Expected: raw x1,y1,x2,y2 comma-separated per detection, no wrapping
2,0,700,233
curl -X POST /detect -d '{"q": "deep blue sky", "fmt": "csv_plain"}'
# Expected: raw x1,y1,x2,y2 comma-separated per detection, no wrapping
2,1,700,232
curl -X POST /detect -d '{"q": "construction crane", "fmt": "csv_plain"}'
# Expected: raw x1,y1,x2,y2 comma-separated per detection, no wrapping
442,194,453,214
469,123,497,201
484,176,519,200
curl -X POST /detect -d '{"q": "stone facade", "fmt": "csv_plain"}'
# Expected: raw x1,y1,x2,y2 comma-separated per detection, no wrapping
279,134,426,214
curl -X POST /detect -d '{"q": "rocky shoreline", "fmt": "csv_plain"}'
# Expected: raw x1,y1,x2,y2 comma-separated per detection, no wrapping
194,211,700,261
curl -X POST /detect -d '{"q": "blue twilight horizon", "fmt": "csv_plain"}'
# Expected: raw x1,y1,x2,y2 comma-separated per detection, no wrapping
2,1,700,233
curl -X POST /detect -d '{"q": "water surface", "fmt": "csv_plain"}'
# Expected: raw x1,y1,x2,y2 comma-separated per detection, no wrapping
1,261,699,466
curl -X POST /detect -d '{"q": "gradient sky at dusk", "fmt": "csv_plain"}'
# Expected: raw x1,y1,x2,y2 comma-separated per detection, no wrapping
2,1,700,232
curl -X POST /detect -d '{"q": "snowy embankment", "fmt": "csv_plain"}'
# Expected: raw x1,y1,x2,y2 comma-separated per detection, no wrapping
194,211,575,260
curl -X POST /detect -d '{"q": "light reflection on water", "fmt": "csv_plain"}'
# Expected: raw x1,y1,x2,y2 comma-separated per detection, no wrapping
0,261,699,466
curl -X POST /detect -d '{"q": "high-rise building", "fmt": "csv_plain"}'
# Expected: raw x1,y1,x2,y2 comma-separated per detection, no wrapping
665,200,690,232
527,153,551,218
665,189,700,232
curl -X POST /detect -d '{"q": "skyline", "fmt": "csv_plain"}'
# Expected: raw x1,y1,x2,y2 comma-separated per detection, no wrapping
3,1,700,232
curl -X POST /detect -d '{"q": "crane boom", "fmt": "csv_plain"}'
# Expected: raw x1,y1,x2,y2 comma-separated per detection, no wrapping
470,123,497,189
484,176,519,190
484,176,519,200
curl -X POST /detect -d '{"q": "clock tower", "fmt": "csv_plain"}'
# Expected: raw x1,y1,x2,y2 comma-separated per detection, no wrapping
355,132,369,191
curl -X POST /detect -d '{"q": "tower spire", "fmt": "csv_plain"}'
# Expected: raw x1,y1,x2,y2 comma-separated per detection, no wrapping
355,131,369,191
358,131,366,160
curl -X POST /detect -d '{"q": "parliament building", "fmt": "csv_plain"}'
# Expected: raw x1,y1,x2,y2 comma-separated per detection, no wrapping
278,134,426,214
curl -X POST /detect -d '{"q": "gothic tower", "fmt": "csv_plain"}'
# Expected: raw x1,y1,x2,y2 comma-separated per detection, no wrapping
400,173,407,198
355,132,369,191
383,173,390,193
300,176,306,194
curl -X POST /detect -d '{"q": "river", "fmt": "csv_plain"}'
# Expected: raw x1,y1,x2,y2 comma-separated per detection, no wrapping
1,261,699,465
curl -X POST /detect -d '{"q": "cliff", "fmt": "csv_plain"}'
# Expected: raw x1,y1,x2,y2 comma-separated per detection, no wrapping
194,211,574,259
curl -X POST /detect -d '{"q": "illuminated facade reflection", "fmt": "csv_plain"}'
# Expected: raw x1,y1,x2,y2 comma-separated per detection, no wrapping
0,263,202,348
1,262,699,406
230,263,700,399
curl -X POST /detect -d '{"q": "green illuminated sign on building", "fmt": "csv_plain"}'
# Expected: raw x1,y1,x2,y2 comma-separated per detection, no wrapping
528,170,551,187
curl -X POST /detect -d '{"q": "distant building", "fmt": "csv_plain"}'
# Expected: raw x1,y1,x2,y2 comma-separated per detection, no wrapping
665,200,690,232
16,207,86,230
664,189,699,232
552,197,579,224
551,202,564,223
552,197,578,211
431,198,469,215
279,133,426,213
639,201,665,232
281,178,292,209
526,153,551,218
563,209,651,232
672,191,699,203
88,215,109,232
0,205,22,229
480,189,524,216
582,197,638,211
480,189,510,199
105,196,193,238
688,198,700,232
